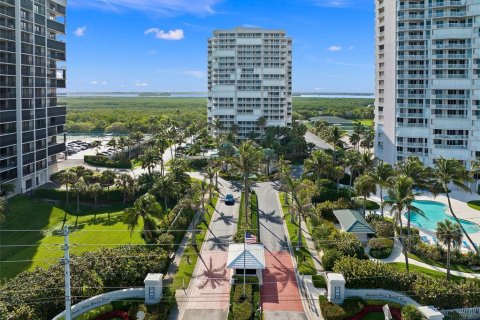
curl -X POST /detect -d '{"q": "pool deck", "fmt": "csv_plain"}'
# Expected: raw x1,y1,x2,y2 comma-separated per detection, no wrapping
370,188,480,246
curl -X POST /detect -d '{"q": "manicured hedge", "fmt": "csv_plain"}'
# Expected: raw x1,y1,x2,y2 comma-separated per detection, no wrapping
318,296,364,320
85,155,132,169
229,284,260,320
312,274,327,288
368,238,394,259
333,257,480,309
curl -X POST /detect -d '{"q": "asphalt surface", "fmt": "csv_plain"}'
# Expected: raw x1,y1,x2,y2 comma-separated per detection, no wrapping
254,182,288,252
304,131,333,150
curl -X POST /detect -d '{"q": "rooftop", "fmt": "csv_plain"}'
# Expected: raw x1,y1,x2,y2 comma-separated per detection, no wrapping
333,209,375,234
227,243,266,270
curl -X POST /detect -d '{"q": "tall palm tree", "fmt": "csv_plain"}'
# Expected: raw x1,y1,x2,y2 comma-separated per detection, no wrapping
89,183,103,209
257,116,267,140
54,170,77,205
436,219,463,280
152,175,174,209
209,158,222,191
72,177,87,213
371,161,394,216
349,133,361,151
232,141,263,224
291,179,315,249
358,150,374,174
262,148,277,176
321,126,345,165
116,173,135,204
169,158,191,194
124,193,163,242
433,158,478,254
107,138,118,154
303,149,332,181
155,136,170,176
100,170,116,191
205,166,216,205
396,157,429,190
332,165,345,193
139,147,160,175
384,175,420,273
354,173,376,216
345,150,361,186
91,140,102,155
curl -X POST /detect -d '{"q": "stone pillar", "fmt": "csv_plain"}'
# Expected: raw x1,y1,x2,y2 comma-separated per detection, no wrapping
144,273,163,305
326,273,346,304
418,306,444,320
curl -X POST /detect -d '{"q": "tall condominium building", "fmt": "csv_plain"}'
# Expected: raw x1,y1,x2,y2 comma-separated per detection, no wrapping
207,27,292,139
0,0,66,194
374,0,480,168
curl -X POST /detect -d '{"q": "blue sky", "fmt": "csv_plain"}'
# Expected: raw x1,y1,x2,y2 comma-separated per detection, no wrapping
67,0,374,93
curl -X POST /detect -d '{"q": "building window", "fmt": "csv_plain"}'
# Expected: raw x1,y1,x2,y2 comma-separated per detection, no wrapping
148,287,155,299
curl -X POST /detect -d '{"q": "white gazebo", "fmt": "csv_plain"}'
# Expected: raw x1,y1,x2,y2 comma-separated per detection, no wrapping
227,243,266,285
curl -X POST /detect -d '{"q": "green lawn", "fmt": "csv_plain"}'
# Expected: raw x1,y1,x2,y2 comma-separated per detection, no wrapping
280,193,316,275
358,119,374,127
467,201,480,211
407,252,476,274
0,196,144,280
389,262,465,281
172,196,218,290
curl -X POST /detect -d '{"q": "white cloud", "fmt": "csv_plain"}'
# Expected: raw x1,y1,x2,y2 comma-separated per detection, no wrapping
69,0,220,16
180,70,206,78
135,81,149,87
74,26,87,37
145,28,185,41
91,80,107,85
328,45,342,52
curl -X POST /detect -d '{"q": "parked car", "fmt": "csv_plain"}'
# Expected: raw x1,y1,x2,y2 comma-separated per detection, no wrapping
225,194,235,205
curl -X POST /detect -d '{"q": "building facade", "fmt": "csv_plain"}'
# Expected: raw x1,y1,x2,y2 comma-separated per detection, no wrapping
0,0,66,194
374,0,480,168
207,27,292,140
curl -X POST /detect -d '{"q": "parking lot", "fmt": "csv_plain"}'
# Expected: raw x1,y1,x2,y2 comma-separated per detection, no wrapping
65,136,121,160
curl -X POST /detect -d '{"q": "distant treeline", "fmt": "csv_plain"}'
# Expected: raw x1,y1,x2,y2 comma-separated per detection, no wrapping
62,97,374,134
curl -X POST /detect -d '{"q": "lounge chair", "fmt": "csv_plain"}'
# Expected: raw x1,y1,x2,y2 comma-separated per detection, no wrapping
463,240,471,250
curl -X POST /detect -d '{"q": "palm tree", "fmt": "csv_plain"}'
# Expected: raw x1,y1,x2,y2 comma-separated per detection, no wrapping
354,173,376,216
303,149,332,181
72,177,87,213
321,126,345,165
107,138,118,154
262,148,277,176
209,158,222,191
232,141,263,225
291,179,315,249
0,183,15,199
257,116,267,140
91,140,102,155
371,161,394,216
345,150,361,186
332,165,345,193
433,158,478,254
89,183,103,209
169,158,191,194
384,175,420,273
358,150,374,174
54,170,77,205
152,175,175,209
349,133,361,151
100,170,116,191
436,219,463,280
0,198,7,224
139,147,160,175
396,157,429,190
124,193,163,242
155,136,170,176
205,166,216,205
116,173,135,204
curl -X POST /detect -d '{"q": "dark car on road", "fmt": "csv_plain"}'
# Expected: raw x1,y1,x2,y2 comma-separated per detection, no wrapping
225,194,235,205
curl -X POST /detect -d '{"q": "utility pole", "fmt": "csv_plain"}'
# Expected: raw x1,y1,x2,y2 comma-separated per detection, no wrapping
62,226,72,320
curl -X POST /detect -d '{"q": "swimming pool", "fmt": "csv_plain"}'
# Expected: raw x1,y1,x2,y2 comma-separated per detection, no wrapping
407,200,480,233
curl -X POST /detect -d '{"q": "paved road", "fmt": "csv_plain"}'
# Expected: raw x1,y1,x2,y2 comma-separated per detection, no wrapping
254,182,288,252
254,182,307,319
181,175,241,320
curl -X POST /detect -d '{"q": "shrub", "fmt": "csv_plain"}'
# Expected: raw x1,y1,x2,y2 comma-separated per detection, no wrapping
233,301,253,320
188,158,209,170
312,274,327,288
368,238,394,259
401,305,422,320
318,296,364,320
84,155,132,169
372,220,395,238
322,249,344,271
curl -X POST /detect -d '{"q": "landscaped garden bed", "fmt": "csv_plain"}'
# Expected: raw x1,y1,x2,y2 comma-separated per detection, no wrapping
228,282,261,320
